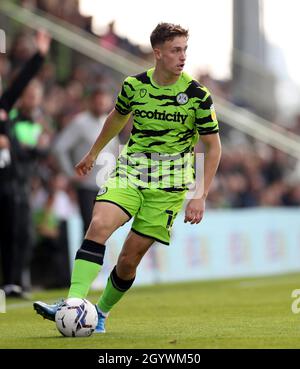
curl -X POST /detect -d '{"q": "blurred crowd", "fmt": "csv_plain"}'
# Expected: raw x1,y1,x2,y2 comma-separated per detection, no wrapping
20,0,149,58
0,1,299,294
197,72,300,208
21,0,92,31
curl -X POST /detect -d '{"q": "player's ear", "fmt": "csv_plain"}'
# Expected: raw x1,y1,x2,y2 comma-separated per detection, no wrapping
153,47,162,60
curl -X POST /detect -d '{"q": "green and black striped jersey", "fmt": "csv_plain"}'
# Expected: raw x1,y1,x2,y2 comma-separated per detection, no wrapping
113,68,219,191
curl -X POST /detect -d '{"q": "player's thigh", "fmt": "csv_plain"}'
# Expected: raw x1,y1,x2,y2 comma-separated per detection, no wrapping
95,181,142,220
132,189,186,245
86,201,130,243
90,201,130,229
87,183,142,242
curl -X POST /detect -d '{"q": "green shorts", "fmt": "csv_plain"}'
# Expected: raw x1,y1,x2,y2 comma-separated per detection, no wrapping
95,177,186,245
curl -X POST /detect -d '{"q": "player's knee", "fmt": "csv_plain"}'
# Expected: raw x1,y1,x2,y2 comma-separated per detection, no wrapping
88,214,114,241
90,213,111,229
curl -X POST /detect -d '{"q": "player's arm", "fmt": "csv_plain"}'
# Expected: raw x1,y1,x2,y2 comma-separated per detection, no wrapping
184,83,221,224
184,132,221,224
196,132,221,200
75,108,130,176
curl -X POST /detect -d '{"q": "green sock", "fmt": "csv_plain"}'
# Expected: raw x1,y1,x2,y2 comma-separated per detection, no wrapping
67,239,106,299
97,277,124,313
97,266,135,313
68,259,101,298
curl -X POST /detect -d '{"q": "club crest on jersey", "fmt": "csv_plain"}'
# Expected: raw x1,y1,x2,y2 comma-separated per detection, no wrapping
140,88,147,98
176,93,188,105
97,186,107,196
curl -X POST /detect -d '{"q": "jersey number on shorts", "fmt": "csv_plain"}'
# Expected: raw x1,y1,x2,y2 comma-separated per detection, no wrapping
165,210,177,230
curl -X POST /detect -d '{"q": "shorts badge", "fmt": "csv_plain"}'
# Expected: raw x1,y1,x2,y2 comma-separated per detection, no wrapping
98,187,107,196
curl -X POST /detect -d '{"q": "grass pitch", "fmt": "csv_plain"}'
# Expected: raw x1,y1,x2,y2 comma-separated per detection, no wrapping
1,272,300,349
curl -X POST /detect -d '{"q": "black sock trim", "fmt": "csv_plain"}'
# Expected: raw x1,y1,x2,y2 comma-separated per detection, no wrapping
75,239,106,265
81,239,106,254
110,266,135,292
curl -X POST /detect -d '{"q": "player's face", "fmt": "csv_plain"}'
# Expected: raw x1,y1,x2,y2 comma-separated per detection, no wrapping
154,36,188,76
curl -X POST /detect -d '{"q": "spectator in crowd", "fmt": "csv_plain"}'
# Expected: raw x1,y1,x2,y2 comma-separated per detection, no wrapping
0,30,51,297
100,21,144,57
22,0,92,32
8,79,50,296
53,85,120,233
31,173,76,288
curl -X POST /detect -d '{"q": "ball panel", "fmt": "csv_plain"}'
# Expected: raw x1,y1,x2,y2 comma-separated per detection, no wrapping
55,298,98,337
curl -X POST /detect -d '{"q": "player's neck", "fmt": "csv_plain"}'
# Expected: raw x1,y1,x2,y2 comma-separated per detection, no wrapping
152,68,180,86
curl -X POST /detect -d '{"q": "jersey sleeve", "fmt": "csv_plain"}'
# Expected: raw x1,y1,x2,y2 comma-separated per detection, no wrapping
193,85,219,136
115,77,135,115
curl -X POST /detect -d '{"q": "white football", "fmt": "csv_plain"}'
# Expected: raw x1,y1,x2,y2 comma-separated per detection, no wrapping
55,298,98,337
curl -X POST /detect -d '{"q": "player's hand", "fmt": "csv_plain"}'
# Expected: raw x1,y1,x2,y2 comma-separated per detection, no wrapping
184,197,206,224
75,152,96,176
35,29,51,56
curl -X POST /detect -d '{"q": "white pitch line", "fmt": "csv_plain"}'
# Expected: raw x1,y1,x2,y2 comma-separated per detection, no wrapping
5,300,55,311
